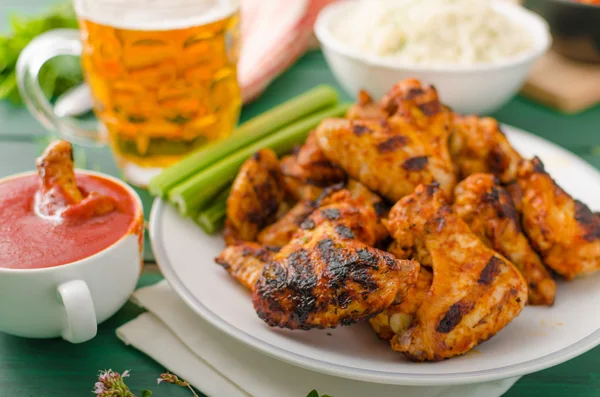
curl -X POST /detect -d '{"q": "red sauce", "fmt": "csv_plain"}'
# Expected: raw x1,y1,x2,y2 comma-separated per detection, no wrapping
0,173,138,270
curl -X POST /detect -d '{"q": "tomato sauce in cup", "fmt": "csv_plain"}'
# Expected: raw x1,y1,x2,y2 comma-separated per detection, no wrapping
0,173,138,270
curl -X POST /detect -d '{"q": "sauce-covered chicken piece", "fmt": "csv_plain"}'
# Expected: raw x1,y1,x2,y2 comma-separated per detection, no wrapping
387,183,527,361
517,157,600,280
450,116,522,184
315,80,456,202
224,149,287,245
253,191,420,330
454,173,556,306
35,140,115,219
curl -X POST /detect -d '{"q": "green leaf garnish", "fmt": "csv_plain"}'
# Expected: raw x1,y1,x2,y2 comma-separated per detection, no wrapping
0,3,82,105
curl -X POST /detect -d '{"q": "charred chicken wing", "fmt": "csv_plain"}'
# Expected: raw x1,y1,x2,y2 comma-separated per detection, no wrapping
454,174,556,306
315,80,455,202
517,157,600,280
386,183,527,361
224,149,287,245
36,140,115,219
450,116,522,184
253,194,420,330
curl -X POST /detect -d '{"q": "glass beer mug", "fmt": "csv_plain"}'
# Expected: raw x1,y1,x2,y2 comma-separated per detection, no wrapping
17,0,241,186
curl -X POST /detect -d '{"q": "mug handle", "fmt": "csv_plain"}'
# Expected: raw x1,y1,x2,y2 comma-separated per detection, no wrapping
16,28,104,147
57,280,97,343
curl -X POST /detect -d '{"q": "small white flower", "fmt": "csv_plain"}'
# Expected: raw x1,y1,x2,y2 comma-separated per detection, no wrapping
93,381,105,395
157,378,164,385
122,370,131,378
99,370,109,381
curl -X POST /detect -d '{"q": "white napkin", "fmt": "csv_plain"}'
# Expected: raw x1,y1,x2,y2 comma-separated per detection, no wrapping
116,280,520,397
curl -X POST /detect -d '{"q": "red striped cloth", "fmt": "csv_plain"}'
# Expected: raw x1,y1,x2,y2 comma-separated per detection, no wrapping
239,0,339,103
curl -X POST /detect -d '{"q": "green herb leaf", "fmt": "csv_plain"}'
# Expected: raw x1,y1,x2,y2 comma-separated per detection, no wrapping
141,390,153,397
0,2,81,105
306,391,334,397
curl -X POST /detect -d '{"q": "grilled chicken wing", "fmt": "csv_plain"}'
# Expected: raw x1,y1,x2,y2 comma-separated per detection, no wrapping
450,116,522,184
215,242,274,290
257,180,389,248
315,80,456,202
280,131,346,201
386,183,527,361
36,140,115,219
454,174,556,306
253,194,420,330
224,149,287,245
517,157,600,279
370,267,433,340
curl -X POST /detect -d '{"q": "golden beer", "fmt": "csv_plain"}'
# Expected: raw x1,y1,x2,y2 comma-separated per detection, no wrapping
79,9,241,169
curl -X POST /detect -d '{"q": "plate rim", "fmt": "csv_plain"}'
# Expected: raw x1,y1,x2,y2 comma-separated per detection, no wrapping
150,124,600,386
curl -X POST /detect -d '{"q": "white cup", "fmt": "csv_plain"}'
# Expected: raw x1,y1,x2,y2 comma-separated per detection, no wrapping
0,170,144,343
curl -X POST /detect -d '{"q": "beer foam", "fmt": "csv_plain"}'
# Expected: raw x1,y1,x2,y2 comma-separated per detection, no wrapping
74,0,239,31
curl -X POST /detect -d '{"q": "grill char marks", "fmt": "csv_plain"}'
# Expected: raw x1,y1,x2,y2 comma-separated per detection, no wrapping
436,300,475,334
478,256,503,285
352,123,372,136
402,156,428,171
252,199,418,330
377,136,410,153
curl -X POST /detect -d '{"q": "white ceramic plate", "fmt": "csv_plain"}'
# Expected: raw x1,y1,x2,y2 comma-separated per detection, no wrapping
150,124,600,386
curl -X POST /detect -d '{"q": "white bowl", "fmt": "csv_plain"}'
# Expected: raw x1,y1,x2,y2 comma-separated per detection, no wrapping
314,0,551,115
0,170,144,343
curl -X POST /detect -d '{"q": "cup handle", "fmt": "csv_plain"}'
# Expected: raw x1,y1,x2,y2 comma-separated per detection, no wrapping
57,280,97,343
16,28,105,147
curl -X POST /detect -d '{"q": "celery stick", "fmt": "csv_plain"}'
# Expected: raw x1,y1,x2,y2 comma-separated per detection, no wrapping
195,187,229,234
169,103,351,215
148,85,338,197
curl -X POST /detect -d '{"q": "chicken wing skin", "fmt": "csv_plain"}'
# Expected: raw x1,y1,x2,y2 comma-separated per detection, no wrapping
315,81,455,202
215,242,275,290
517,157,600,280
225,149,287,245
347,90,386,121
35,140,115,219
253,197,420,330
370,267,433,340
454,174,556,306
387,183,527,361
380,79,444,122
280,131,346,201
257,199,316,247
346,179,390,244
450,116,522,184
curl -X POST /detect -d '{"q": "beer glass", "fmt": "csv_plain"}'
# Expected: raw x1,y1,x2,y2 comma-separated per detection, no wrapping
17,0,241,186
